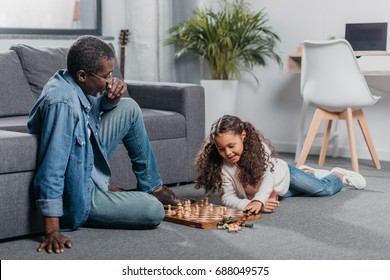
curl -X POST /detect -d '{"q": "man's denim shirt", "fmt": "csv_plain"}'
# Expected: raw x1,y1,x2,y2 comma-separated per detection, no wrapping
28,70,116,231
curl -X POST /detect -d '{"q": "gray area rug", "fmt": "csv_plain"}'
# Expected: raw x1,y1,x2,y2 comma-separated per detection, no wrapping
1,153,389,260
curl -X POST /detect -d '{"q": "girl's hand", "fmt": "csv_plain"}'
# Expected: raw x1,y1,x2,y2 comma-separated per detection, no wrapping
262,199,279,213
262,192,279,213
243,200,263,214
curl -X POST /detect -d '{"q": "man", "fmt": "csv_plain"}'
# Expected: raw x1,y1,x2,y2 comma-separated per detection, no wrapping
28,35,189,254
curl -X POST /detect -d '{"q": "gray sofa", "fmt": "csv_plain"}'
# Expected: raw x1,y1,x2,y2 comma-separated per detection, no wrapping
0,44,204,240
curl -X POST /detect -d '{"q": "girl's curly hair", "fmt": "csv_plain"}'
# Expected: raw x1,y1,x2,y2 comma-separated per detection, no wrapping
194,115,277,195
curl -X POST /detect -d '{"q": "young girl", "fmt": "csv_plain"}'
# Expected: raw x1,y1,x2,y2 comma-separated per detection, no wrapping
194,115,366,214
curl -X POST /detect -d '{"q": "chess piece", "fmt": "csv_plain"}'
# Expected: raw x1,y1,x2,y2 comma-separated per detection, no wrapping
241,223,254,228
177,208,183,218
194,204,199,216
177,202,183,212
166,205,173,215
232,223,241,232
184,201,191,212
217,222,225,230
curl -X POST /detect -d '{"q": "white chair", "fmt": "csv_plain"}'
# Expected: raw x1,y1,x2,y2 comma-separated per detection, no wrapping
296,39,381,172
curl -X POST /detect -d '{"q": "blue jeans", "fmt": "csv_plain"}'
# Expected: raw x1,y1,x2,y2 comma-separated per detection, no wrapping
282,164,343,198
85,98,165,229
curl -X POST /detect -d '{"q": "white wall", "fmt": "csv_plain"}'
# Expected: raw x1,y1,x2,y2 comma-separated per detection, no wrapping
233,0,390,162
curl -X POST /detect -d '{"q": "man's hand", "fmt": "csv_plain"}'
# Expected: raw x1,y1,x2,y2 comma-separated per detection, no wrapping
106,78,127,103
38,217,72,254
37,231,72,254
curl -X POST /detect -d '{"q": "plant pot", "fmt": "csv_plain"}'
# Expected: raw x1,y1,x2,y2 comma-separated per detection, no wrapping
201,80,239,136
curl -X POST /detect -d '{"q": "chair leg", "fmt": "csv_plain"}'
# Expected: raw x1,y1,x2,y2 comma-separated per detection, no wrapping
342,108,359,172
296,108,324,167
295,102,308,162
354,109,381,169
319,120,333,166
331,121,340,158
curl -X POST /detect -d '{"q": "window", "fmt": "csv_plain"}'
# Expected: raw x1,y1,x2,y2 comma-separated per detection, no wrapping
0,0,101,36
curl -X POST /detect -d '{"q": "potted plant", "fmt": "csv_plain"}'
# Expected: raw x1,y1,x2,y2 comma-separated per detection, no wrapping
163,0,282,134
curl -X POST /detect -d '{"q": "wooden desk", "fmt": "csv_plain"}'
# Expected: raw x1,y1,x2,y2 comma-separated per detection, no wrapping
288,51,390,75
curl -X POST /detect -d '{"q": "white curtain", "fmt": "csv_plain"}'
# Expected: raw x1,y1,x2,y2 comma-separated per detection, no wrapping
158,0,201,83
123,0,201,83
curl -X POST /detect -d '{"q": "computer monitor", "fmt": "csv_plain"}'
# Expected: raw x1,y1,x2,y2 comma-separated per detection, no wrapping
345,22,388,51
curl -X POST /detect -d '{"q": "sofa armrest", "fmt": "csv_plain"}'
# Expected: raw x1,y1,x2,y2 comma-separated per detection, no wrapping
0,130,38,174
125,80,205,140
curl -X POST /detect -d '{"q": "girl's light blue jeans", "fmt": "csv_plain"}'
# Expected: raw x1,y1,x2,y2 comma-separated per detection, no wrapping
85,98,165,229
282,164,343,198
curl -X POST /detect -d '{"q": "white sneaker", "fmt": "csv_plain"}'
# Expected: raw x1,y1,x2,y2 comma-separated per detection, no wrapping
298,165,331,179
330,167,366,190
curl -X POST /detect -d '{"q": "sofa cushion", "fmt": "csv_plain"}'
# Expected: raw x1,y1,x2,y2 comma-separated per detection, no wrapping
0,50,37,117
141,109,185,140
0,130,38,174
0,116,29,133
10,44,68,99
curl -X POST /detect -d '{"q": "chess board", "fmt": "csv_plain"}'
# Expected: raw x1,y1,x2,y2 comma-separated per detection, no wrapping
163,203,261,229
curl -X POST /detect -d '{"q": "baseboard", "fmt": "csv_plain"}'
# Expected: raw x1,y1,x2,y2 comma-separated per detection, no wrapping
273,141,390,162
